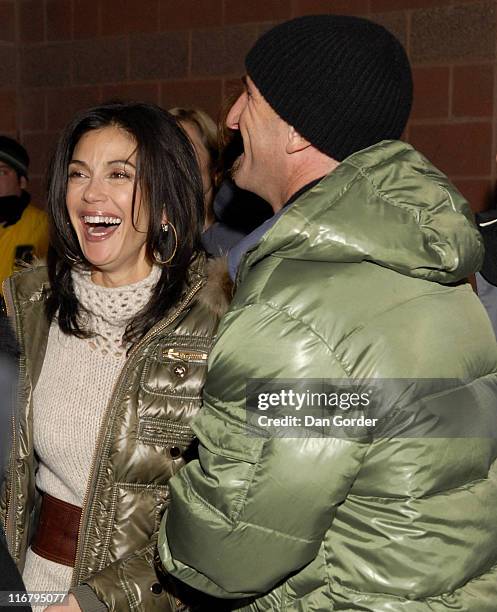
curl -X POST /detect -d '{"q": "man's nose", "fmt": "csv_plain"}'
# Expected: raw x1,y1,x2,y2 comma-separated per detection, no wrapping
226,92,246,130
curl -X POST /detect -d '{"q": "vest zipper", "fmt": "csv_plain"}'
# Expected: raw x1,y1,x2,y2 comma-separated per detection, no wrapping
71,278,204,586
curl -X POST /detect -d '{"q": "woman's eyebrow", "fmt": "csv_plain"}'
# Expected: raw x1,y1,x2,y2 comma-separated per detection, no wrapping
68,159,137,168
107,159,136,168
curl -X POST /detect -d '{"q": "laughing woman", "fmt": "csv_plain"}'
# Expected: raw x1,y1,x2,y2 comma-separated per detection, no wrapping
0,103,229,611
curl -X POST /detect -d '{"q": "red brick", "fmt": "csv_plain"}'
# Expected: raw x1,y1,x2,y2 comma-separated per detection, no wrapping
73,0,101,39
370,11,406,46
101,83,159,105
22,132,59,177
409,122,492,176
411,2,496,63
224,77,244,98
161,79,223,122
46,86,100,130
20,0,45,42
0,89,16,131
452,179,494,212
257,21,281,37
73,37,127,84
27,176,47,208
411,66,449,120
159,0,223,30
0,1,16,43
101,0,158,35
293,0,370,16
129,32,188,80
372,0,444,11
225,0,291,24
371,0,482,10
21,43,73,87
191,25,258,77
0,45,16,87
21,90,46,132
452,64,494,118
47,0,73,41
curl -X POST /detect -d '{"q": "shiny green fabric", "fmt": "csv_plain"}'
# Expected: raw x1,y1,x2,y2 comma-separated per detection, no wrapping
159,141,497,610
0,255,225,611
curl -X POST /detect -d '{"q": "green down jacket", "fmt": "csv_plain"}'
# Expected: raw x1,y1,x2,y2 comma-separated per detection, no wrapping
158,141,497,611
0,254,229,611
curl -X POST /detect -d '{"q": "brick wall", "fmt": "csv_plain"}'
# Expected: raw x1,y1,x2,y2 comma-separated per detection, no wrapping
1,0,496,211
0,2,17,143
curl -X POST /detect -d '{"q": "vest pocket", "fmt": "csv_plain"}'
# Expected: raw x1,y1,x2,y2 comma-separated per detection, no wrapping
102,482,170,567
138,417,195,450
137,417,198,473
140,335,212,400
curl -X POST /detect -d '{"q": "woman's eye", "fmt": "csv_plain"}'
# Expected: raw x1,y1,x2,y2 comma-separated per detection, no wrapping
110,170,131,179
68,170,85,179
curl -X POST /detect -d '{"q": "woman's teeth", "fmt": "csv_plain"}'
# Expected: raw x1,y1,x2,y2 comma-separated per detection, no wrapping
83,215,122,225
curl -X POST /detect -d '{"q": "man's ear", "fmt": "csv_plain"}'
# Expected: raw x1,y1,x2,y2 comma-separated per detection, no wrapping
20,176,28,190
286,125,311,154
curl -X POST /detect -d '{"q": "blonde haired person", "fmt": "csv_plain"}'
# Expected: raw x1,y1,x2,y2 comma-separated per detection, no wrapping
170,107,249,256
169,108,218,226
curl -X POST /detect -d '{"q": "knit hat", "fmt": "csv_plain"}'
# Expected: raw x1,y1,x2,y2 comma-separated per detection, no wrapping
245,15,413,161
0,136,29,178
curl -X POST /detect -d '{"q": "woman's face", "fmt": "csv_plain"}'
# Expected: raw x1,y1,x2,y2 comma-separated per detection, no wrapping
66,126,151,286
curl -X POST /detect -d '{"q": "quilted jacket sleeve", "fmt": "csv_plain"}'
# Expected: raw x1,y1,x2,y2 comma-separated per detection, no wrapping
158,302,368,598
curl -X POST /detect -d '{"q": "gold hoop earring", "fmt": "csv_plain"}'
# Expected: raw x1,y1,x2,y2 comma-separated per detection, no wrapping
66,254,81,265
153,220,178,265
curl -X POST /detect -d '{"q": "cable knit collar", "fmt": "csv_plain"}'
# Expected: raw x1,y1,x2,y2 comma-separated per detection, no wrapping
71,265,161,357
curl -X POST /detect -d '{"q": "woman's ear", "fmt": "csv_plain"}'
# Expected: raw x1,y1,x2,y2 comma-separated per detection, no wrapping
286,125,311,154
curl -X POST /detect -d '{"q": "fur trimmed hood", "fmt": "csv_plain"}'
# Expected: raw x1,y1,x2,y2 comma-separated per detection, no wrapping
196,256,233,319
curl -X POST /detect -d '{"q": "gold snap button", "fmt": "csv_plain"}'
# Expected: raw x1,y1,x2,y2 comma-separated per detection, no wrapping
172,364,187,378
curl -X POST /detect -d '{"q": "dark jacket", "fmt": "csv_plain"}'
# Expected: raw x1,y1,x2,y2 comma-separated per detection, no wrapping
0,315,30,611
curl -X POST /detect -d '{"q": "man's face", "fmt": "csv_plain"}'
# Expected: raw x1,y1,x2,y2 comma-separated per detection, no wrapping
226,76,289,205
0,161,22,198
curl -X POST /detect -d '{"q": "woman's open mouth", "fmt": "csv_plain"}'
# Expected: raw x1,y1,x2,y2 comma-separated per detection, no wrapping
82,215,122,241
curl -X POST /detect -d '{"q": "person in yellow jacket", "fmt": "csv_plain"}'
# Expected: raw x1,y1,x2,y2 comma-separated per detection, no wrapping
0,136,49,292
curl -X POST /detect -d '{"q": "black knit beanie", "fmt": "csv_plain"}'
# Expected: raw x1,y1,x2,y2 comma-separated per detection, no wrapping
0,136,29,178
245,15,413,161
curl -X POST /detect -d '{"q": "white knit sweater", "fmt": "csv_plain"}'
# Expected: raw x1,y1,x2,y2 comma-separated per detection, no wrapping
23,266,161,603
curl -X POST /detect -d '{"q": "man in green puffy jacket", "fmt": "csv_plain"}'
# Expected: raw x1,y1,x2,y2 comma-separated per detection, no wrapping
158,15,497,611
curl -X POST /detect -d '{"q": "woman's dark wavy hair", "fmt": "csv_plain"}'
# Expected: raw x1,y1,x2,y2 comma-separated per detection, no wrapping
45,102,204,346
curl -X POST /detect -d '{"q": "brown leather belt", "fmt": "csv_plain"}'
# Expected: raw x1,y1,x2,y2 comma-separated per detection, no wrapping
31,493,82,567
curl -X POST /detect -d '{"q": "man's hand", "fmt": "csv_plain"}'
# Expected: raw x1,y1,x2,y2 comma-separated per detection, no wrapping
44,593,81,611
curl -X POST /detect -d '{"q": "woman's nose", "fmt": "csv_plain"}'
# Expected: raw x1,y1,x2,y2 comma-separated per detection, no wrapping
82,176,106,203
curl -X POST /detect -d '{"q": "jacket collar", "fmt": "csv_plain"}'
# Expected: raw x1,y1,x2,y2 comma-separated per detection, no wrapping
236,140,483,286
